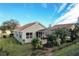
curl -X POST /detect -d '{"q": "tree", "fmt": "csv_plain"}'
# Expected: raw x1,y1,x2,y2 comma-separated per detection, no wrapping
75,23,79,37
0,25,6,33
1,19,19,33
31,38,43,49
70,23,79,40
55,27,70,43
47,27,71,47
70,29,76,41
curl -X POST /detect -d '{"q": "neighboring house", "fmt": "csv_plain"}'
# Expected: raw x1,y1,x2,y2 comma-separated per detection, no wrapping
51,23,76,40
13,22,47,44
5,30,11,35
51,23,75,31
0,30,11,38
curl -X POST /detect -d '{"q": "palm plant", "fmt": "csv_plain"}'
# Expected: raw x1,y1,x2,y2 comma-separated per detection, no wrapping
31,38,43,49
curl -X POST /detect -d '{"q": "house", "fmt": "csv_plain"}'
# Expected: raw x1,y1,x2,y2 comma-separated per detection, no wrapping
0,29,11,38
51,23,75,31
51,23,77,41
5,30,11,35
13,22,47,44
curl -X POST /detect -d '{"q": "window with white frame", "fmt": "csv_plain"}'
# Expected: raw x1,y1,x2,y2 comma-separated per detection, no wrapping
26,32,32,39
36,32,42,38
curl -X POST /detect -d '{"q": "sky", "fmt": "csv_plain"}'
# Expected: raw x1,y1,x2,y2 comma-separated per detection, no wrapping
0,3,77,27
55,3,79,25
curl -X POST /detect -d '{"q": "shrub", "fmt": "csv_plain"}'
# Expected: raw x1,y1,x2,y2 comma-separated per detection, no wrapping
9,34,14,37
55,28,71,43
3,35,7,38
31,38,43,49
47,34,58,47
47,27,70,47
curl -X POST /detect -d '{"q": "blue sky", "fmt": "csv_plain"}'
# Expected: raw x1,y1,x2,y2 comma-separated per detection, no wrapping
0,3,76,27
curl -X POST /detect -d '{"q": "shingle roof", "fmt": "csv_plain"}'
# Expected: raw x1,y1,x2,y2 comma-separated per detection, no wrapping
15,24,21,29
51,23,75,30
15,22,46,31
16,22,35,31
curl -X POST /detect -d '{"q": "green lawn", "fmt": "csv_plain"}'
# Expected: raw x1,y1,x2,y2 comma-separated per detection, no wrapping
52,42,79,56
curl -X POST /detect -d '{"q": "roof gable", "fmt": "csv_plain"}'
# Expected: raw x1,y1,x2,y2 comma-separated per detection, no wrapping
16,22,46,31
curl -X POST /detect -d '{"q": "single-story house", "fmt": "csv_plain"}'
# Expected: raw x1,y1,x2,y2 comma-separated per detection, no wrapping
5,30,11,35
0,30,11,38
13,22,47,44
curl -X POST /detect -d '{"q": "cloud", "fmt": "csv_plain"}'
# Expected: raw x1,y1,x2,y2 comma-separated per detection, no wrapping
58,17,78,25
57,3,67,13
41,3,47,8
66,4,76,11
52,5,59,16
53,3,78,25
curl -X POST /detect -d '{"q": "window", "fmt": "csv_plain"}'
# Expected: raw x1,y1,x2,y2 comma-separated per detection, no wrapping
20,35,22,38
16,32,18,37
26,32,32,38
38,32,40,37
19,32,22,38
42,32,44,34
30,33,32,38
26,33,29,38
36,32,39,37
40,32,42,36
17,33,18,36
36,32,42,38
39,32,42,37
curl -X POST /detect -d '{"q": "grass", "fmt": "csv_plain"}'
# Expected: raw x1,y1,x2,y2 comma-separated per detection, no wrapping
0,37,79,56
0,37,33,56
52,42,79,56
